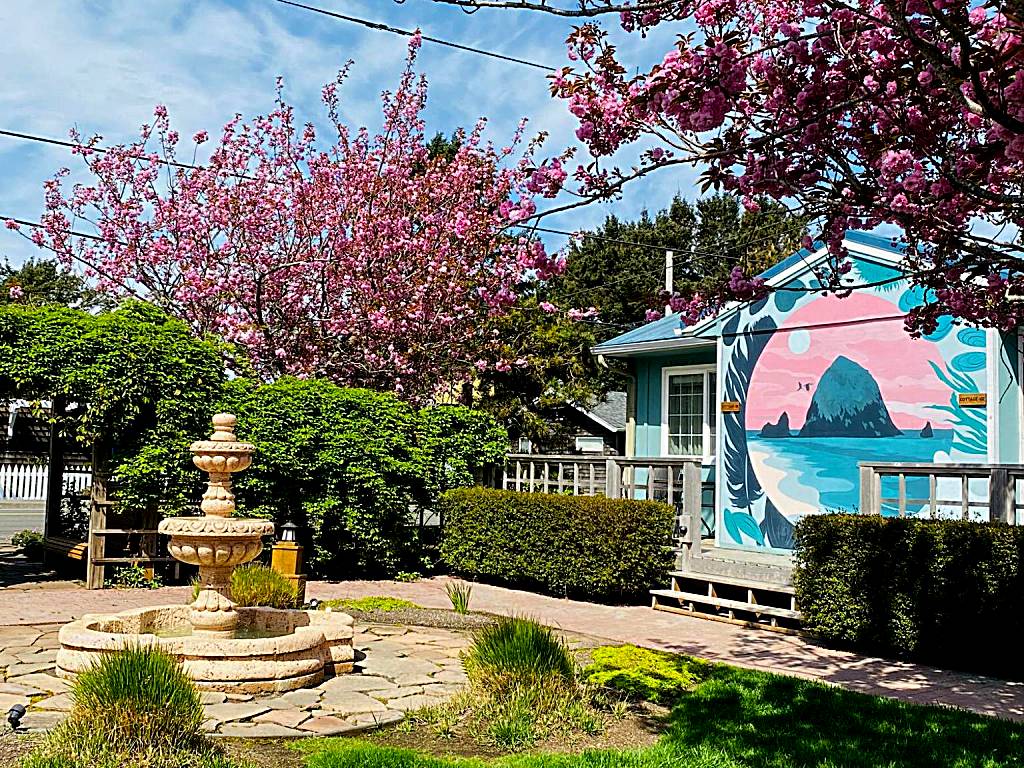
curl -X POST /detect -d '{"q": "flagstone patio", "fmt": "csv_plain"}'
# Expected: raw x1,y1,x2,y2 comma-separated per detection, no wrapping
0,621,470,737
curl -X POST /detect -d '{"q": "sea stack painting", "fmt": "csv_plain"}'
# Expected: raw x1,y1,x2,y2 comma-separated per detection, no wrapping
718,264,989,551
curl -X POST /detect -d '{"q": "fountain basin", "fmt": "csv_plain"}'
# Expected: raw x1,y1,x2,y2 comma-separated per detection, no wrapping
56,605,355,694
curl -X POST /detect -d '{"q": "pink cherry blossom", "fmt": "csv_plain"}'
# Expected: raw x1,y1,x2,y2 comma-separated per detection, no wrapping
24,41,562,401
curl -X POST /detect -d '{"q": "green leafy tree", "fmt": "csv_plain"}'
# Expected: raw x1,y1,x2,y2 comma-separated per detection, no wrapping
471,195,805,443
0,301,227,514
549,194,807,330
472,297,608,448
0,257,108,309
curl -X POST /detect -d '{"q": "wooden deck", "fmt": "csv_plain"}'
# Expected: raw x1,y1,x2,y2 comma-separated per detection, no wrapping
652,540,800,631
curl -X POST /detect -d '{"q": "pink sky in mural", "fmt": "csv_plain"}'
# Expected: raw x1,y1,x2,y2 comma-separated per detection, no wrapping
745,294,952,431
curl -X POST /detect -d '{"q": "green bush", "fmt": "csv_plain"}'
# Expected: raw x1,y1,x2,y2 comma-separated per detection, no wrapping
20,646,240,768
106,563,163,590
191,564,298,608
465,616,574,683
415,405,508,494
794,514,1024,677
220,379,506,580
11,529,44,559
440,488,675,599
583,644,706,704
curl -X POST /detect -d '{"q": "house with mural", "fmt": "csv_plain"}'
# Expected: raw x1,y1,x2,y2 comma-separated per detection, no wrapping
591,230,1022,624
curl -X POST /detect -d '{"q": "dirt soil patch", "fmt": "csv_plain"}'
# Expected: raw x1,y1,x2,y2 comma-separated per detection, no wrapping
366,702,668,759
346,606,496,631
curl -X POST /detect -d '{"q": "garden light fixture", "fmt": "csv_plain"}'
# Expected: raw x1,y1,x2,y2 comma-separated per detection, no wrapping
7,703,25,731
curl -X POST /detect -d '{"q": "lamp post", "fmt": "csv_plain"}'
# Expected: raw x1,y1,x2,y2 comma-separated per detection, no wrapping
271,520,307,605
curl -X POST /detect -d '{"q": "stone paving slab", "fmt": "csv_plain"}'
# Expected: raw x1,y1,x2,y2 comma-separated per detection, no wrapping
0,618,469,738
9,576,1024,723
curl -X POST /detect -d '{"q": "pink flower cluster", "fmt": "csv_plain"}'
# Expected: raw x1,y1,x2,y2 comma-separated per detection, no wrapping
542,0,1024,331
25,41,561,401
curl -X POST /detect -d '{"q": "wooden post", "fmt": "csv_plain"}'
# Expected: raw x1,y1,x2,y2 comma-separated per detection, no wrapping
43,395,66,541
682,461,702,568
858,464,879,515
605,458,620,498
86,438,111,590
989,468,1015,524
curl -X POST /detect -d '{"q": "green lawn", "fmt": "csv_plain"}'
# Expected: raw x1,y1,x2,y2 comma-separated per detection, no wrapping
299,663,1024,768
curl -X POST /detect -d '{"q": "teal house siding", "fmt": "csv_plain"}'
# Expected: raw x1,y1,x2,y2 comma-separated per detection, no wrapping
594,231,1024,554
633,350,716,458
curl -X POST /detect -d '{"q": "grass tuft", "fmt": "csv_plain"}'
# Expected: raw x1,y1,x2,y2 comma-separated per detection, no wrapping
191,564,299,609
464,616,574,684
445,581,473,614
21,646,243,768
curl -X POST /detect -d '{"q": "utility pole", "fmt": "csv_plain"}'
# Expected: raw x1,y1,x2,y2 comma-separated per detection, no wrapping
664,250,674,316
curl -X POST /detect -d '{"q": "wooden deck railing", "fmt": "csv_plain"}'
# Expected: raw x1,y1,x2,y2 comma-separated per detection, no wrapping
859,462,1024,523
496,454,707,558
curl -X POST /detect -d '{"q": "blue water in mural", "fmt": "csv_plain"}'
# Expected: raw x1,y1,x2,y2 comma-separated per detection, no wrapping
747,430,954,515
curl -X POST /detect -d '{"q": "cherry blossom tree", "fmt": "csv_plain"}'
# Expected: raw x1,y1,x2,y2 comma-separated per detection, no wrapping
418,0,1024,334
6,37,564,400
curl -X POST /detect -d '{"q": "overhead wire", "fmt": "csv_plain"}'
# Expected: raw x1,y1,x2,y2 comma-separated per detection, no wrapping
273,0,558,71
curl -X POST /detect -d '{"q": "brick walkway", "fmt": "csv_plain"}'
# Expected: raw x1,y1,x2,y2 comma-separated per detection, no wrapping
2,577,1022,721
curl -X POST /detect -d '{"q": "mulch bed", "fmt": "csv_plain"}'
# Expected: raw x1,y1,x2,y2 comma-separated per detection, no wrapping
345,606,496,631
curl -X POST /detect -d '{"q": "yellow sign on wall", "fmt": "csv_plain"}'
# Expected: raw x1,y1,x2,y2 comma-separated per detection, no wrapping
958,393,987,407
720,401,742,413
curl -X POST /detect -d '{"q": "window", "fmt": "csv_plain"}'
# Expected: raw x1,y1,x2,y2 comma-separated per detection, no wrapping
575,435,605,453
662,366,717,459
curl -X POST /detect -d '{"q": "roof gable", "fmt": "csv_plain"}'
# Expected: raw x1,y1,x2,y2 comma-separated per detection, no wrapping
592,229,908,355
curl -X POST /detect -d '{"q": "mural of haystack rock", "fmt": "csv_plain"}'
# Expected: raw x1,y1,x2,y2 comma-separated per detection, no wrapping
760,356,902,439
721,285,989,552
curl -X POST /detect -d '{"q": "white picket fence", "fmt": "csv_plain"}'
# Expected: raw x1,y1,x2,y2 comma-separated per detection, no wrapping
0,456,91,501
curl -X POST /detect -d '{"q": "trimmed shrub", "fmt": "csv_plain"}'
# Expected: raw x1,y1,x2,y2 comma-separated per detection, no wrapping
794,514,1024,678
440,488,675,599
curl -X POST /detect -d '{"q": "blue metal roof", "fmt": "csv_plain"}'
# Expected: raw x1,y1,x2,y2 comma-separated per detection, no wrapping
592,312,684,351
592,229,907,354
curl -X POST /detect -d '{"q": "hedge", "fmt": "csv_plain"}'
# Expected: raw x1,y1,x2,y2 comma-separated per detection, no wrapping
440,487,674,600
794,514,1024,678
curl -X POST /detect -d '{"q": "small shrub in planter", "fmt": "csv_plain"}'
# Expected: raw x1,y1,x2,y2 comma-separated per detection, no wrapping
191,564,299,609
440,488,674,600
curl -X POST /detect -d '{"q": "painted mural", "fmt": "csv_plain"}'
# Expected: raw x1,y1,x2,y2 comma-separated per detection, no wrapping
718,257,989,551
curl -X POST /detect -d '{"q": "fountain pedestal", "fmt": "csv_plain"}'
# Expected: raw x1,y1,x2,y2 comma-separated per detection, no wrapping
158,413,275,637
56,413,354,693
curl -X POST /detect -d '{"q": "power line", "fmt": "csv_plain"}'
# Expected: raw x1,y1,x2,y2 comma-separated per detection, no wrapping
273,0,557,72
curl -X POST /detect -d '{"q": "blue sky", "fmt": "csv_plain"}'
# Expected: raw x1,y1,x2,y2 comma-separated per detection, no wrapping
0,0,697,268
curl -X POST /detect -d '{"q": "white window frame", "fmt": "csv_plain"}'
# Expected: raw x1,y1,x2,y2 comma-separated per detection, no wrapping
661,364,717,461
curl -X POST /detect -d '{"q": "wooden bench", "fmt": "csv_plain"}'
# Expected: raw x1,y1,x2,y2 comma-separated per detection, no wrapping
43,536,88,561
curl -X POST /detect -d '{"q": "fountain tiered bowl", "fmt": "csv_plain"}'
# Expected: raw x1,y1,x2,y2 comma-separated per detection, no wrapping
56,414,354,693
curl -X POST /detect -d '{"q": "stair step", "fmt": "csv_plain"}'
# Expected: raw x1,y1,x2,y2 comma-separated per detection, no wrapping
650,589,800,620
680,557,793,586
668,571,796,594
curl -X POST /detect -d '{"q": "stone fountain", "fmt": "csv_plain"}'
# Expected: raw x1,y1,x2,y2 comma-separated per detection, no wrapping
56,414,354,693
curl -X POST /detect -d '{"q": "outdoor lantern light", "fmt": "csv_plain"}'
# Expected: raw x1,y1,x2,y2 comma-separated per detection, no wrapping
280,521,299,542
7,703,25,731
